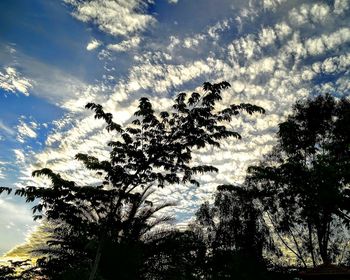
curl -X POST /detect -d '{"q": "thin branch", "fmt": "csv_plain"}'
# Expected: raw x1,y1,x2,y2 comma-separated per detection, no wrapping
266,212,307,267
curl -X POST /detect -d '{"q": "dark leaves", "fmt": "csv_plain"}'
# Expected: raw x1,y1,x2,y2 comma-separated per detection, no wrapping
86,103,123,133
0,80,265,279
0,187,12,195
247,93,350,265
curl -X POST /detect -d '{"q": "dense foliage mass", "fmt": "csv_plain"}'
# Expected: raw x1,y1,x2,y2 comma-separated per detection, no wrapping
1,84,350,280
248,94,350,267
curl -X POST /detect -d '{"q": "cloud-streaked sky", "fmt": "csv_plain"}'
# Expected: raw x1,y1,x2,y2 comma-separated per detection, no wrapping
0,0,349,256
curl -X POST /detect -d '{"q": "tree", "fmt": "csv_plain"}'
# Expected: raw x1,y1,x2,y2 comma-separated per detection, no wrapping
1,81,265,279
141,229,206,280
192,184,275,279
0,259,40,280
248,94,350,266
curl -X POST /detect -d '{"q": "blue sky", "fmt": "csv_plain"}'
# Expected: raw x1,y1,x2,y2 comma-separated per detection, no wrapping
0,0,350,256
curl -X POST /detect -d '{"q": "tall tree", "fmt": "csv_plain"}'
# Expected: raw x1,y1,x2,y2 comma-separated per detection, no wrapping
1,81,264,279
248,94,350,266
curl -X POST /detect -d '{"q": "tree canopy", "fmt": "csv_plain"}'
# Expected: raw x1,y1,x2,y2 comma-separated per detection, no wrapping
248,94,350,266
3,85,350,279
1,81,265,279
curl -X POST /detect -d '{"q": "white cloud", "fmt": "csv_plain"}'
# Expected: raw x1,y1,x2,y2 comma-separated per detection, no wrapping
126,60,212,93
262,0,287,11
0,67,32,96
167,36,181,51
86,39,101,51
183,37,200,49
248,57,276,74
259,27,277,47
310,3,330,23
334,0,349,15
289,3,331,26
6,0,350,228
65,0,156,37
275,22,292,39
0,161,6,179
13,149,26,164
1,46,96,110
16,118,38,143
208,19,230,41
108,36,141,52
303,27,350,56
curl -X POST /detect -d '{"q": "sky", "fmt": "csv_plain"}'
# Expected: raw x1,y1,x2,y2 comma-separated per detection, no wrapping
0,0,349,256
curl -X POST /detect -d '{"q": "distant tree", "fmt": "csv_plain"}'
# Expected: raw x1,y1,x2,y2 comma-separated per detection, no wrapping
1,81,264,279
248,94,350,266
193,184,275,279
0,261,18,280
0,259,40,280
141,229,206,279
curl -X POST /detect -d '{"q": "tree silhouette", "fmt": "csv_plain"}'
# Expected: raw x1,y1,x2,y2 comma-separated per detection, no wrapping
1,81,265,279
192,184,274,279
31,222,95,279
0,259,40,280
248,94,350,266
141,229,206,279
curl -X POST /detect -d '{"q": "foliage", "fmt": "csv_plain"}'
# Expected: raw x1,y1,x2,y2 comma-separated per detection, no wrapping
248,94,350,266
0,81,264,279
193,184,275,279
5,85,350,277
141,230,207,279
0,259,41,280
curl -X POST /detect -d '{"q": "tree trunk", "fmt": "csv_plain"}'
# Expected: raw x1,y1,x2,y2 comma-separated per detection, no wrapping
89,238,103,280
307,222,316,267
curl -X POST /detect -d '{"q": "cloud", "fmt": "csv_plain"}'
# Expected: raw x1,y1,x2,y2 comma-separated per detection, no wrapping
0,67,32,96
13,149,26,164
10,53,98,111
6,0,350,226
261,0,287,10
1,46,94,111
0,161,7,179
107,36,141,52
289,3,331,26
16,118,38,143
304,27,350,57
183,36,202,49
334,0,349,15
64,0,156,37
86,39,101,51
208,19,231,40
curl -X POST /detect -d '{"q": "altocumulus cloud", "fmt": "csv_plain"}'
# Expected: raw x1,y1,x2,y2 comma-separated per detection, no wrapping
0,67,32,96
16,118,38,144
64,0,156,37
6,0,350,231
65,0,155,54
86,39,102,51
